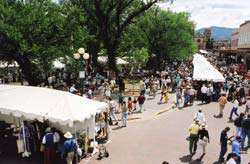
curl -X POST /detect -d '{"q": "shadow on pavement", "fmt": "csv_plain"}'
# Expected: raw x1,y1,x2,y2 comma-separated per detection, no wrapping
112,126,125,131
179,155,192,163
179,155,205,164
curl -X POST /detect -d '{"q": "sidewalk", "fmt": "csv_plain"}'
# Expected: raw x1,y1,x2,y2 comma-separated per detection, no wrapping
127,92,176,122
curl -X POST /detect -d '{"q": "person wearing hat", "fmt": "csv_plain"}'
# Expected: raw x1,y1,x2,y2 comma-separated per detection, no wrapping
215,92,227,118
41,127,57,164
231,136,241,164
198,123,210,160
62,131,77,164
188,119,200,156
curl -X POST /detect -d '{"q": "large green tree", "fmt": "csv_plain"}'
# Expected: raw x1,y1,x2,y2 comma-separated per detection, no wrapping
0,0,87,85
69,0,172,72
118,8,197,71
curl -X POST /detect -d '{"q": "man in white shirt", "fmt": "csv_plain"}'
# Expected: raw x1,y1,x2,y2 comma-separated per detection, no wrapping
201,85,208,104
194,109,206,125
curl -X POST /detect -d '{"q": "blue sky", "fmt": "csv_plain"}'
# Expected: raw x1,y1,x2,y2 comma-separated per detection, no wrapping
159,0,250,29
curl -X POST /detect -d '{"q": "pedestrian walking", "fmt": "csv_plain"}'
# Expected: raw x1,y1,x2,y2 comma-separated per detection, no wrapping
198,123,209,160
194,109,206,125
62,132,77,164
121,101,128,127
188,120,200,155
229,97,240,122
206,84,213,103
201,84,208,104
231,136,241,164
188,86,196,105
241,114,250,150
176,87,182,109
137,93,145,112
108,97,118,125
41,127,56,164
118,92,124,109
133,97,137,112
218,127,230,163
245,96,250,115
234,113,245,137
215,92,227,118
127,97,133,114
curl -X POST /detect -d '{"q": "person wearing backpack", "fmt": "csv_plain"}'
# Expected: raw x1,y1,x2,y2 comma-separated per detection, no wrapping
234,113,245,137
62,132,77,164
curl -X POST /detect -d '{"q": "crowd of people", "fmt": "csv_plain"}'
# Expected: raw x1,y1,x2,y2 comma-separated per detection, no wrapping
1,51,250,164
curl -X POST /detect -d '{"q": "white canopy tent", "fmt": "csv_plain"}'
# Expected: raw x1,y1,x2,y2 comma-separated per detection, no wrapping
192,53,225,82
0,85,108,133
53,60,65,69
199,49,209,54
98,56,128,65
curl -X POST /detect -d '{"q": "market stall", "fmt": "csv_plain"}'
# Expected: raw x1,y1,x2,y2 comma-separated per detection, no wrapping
193,53,225,82
0,85,108,160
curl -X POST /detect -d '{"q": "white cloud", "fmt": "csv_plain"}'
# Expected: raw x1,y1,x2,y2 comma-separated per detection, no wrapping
158,0,250,29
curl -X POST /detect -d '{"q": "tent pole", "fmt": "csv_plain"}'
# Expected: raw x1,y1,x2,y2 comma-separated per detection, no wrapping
74,123,78,164
92,114,97,155
21,120,28,157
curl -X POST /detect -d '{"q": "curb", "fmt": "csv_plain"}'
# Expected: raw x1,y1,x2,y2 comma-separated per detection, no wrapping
155,103,176,116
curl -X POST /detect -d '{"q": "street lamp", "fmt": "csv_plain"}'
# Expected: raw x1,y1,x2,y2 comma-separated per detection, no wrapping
73,48,90,93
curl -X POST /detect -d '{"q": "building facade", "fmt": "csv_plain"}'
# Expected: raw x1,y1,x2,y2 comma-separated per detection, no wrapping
238,21,250,49
231,29,239,50
238,21,250,69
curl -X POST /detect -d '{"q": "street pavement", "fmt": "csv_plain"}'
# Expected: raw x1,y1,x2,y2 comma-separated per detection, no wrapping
89,93,250,164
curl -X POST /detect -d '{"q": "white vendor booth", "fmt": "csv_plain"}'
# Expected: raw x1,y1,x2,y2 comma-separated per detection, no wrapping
0,85,108,145
193,53,225,82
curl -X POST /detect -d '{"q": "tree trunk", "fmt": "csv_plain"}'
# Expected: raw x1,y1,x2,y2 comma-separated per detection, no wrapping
107,46,118,73
87,40,100,69
0,51,39,86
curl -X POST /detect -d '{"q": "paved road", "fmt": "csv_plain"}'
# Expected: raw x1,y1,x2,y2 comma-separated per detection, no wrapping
90,94,250,164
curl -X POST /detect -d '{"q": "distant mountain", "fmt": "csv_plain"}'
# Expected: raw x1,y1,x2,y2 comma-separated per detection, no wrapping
197,26,235,41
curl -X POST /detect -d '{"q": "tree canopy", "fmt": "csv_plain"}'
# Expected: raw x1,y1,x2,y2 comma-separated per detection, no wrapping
0,0,88,85
119,8,197,70
0,0,197,85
